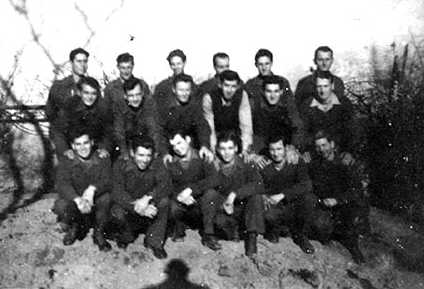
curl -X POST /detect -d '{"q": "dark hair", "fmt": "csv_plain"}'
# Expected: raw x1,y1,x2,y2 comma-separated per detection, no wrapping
216,130,241,153
314,130,335,143
69,48,89,62
67,125,92,144
131,134,155,154
167,49,186,63
219,70,241,84
172,73,194,87
262,75,284,89
255,49,273,63
168,128,191,140
116,52,134,65
213,52,229,66
314,46,334,61
266,133,287,147
315,70,334,83
76,76,101,94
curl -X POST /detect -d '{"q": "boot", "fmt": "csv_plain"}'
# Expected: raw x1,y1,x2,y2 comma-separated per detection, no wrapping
201,234,222,251
171,221,186,242
293,234,315,254
93,228,112,252
116,225,135,249
245,233,257,258
144,241,168,259
63,223,78,246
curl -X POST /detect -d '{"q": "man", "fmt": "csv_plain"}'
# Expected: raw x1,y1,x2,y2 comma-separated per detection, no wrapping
309,131,370,263
196,52,230,100
45,48,89,160
113,77,165,160
202,70,253,156
52,127,112,251
214,131,265,258
153,49,197,103
295,46,347,108
104,52,151,115
167,131,222,251
111,135,170,259
300,71,354,160
250,75,305,164
259,134,315,254
156,73,213,163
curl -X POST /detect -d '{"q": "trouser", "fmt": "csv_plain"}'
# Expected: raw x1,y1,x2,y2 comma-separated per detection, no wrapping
215,194,265,237
52,193,111,232
169,189,220,236
110,198,169,248
264,192,317,238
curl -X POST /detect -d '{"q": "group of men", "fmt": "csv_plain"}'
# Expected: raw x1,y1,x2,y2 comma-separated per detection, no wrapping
47,46,370,263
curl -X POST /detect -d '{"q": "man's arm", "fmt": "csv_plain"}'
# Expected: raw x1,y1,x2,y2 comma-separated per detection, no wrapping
56,161,78,201
112,103,129,157
142,96,168,155
112,160,135,211
235,165,265,199
193,101,212,149
45,83,59,122
280,160,312,201
92,156,112,197
202,93,216,150
152,161,172,201
189,161,221,197
238,90,253,153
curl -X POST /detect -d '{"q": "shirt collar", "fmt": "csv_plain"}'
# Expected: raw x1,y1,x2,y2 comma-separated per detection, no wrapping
310,93,340,112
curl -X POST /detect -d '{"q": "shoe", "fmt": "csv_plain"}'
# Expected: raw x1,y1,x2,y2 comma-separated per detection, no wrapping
76,224,90,241
63,223,78,246
145,243,168,259
264,232,279,244
93,229,112,252
116,227,135,249
245,233,257,258
201,235,222,251
294,235,315,254
171,231,186,242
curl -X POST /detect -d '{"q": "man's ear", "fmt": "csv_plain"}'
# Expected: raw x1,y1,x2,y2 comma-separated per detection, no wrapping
71,143,76,151
185,135,192,145
129,148,135,158
172,86,176,94
330,141,335,150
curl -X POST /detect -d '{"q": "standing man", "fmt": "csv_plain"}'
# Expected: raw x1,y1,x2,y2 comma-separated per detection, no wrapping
111,135,171,259
196,52,230,100
202,70,253,156
295,46,347,108
45,48,89,160
52,127,112,251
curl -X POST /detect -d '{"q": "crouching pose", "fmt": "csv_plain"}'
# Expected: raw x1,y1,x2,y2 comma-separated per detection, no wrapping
53,127,112,251
214,131,265,258
167,131,222,251
259,134,316,254
111,135,171,259
309,131,370,263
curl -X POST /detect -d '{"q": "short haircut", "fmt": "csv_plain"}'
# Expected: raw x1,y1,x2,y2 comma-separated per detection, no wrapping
266,133,287,147
255,49,273,63
131,134,155,154
167,49,186,63
315,70,334,83
314,130,335,143
168,129,191,141
314,46,334,60
116,52,134,65
219,70,241,84
123,77,143,94
172,73,194,87
213,52,229,66
69,48,89,62
67,125,92,144
216,130,241,153
262,75,283,89
76,76,100,93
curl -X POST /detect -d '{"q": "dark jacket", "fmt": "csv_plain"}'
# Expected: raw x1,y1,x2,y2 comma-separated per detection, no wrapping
112,158,171,211
153,76,198,105
244,73,294,105
260,159,312,202
56,152,111,201
167,150,220,198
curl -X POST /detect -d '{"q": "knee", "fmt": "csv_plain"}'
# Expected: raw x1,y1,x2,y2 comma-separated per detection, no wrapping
53,198,77,217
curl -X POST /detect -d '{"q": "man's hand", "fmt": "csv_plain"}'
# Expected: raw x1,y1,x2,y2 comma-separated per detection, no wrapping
340,152,355,166
74,197,92,214
199,146,214,163
240,151,250,163
302,152,312,163
251,154,271,169
177,188,196,206
97,148,110,159
269,193,285,205
322,198,338,207
285,145,300,165
144,204,158,219
162,153,173,166
263,195,273,211
64,149,75,160
223,192,236,215
133,195,153,216
82,185,96,206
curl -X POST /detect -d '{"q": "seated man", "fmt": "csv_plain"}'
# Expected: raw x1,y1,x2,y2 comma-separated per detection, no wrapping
202,70,253,156
52,127,112,251
156,73,213,163
309,131,370,263
259,134,315,254
300,71,354,161
214,131,265,258
295,46,347,108
111,135,171,259
113,77,165,160
167,130,222,251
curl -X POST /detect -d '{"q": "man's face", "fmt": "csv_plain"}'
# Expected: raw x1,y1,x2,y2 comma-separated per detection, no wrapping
170,134,191,157
214,57,230,74
315,51,333,71
221,79,239,101
132,146,153,171
71,53,88,76
118,61,134,81
173,81,192,104
315,137,335,160
269,140,285,163
125,84,143,108
316,78,334,102
264,83,282,105
169,56,185,75
80,84,98,106
255,56,272,76
217,140,238,164
71,134,93,159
